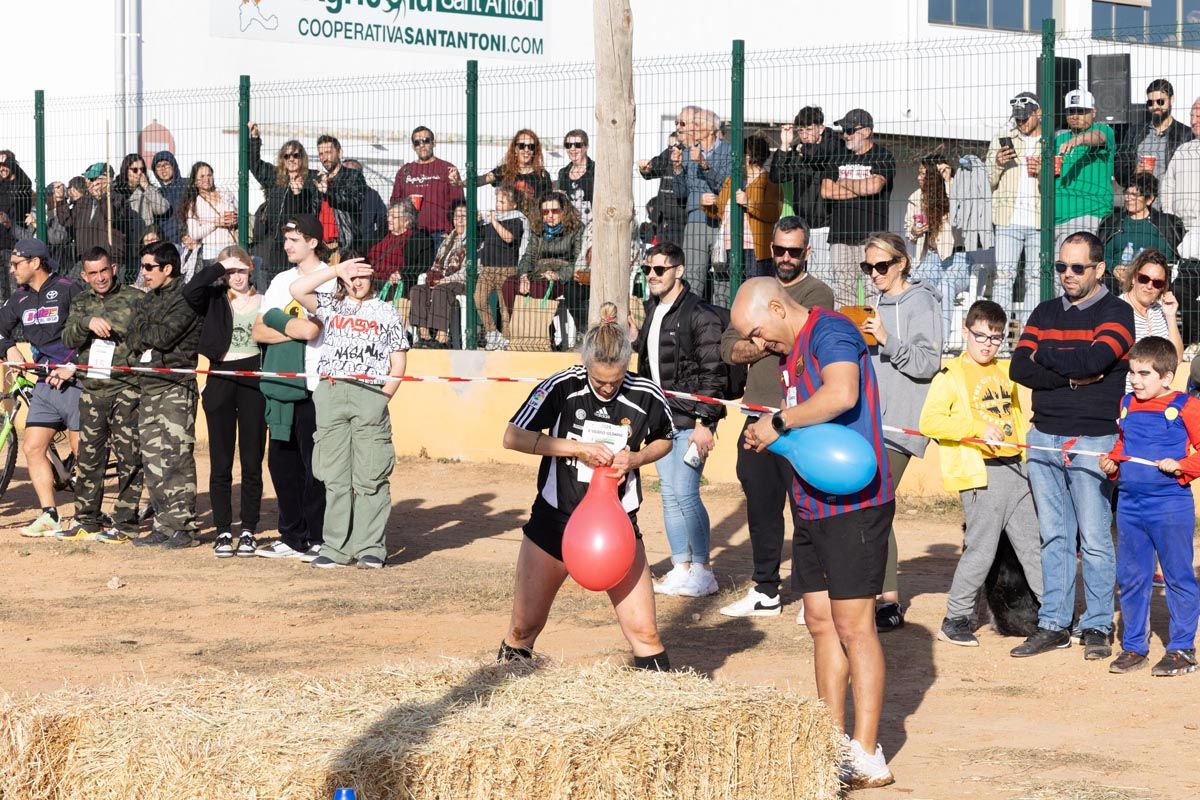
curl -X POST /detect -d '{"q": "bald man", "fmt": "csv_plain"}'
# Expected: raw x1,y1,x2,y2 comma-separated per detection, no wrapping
732,277,896,789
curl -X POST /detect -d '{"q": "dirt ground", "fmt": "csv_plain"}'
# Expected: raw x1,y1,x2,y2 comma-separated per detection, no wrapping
0,452,1196,800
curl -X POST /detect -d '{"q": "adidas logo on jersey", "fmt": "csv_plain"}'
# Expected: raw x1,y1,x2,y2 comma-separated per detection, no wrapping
595,407,610,419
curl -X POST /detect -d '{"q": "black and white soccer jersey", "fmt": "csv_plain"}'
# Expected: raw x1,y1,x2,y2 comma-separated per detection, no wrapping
509,365,676,515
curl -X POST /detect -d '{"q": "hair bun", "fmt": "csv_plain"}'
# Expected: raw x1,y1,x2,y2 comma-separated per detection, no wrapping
598,301,619,324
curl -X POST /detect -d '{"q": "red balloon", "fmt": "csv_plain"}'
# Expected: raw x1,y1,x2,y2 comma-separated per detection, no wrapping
562,468,637,591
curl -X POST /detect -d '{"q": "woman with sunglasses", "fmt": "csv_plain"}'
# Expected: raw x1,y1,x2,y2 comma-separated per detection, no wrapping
858,231,943,632
247,121,321,285
1119,248,1183,373
1098,173,1183,291
478,129,553,202
502,191,586,329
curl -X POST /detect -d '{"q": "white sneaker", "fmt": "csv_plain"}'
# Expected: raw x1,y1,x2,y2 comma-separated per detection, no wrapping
653,563,691,595
720,587,782,617
676,564,719,597
484,330,500,351
796,601,806,626
255,540,306,559
842,739,894,790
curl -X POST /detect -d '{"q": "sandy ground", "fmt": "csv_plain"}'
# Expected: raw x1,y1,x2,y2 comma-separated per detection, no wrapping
0,453,1196,800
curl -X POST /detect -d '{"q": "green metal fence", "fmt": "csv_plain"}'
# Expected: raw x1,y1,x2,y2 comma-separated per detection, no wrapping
6,22,1200,354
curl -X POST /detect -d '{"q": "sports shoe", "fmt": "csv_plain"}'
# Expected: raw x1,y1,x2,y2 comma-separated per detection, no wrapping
875,601,905,632
299,544,321,563
235,532,257,558
796,602,807,626
95,529,131,544
1151,649,1198,677
842,738,895,790
653,563,691,595
132,529,172,547
719,587,782,618
1010,627,1071,657
938,616,979,647
676,564,718,597
357,555,384,569
256,540,307,559
55,524,101,541
1080,628,1112,660
161,531,199,550
310,555,346,569
1109,650,1148,674
20,511,63,538
484,330,501,351
213,532,234,559
1152,572,1166,589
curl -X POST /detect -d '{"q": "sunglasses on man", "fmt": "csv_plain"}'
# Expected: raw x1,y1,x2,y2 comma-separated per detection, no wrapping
1054,260,1097,275
412,136,434,146
564,141,586,149
771,244,807,259
641,263,678,277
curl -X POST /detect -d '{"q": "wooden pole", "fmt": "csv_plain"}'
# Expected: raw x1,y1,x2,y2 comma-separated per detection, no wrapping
591,0,635,324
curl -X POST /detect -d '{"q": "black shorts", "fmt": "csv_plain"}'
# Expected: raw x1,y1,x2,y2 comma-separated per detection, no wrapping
791,501,894,600
523,495,642,562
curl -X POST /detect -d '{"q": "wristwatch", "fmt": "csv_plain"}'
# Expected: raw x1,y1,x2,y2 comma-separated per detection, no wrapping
771,411,786,432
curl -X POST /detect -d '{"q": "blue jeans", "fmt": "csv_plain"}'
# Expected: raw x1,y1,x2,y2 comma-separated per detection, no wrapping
994,224,1041,327
1025,427,1117,634
656,428,711,564
912,251,974,345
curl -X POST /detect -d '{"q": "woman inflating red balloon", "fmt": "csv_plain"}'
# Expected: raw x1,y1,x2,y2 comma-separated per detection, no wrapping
497,303,676,671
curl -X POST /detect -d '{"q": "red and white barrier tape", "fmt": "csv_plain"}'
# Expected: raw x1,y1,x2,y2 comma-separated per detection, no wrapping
4,360,1154,467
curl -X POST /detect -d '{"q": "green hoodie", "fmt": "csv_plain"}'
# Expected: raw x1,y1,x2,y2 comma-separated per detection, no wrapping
260,307,309,441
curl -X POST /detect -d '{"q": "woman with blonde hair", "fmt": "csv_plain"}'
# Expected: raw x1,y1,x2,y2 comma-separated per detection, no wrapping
183,244,266,558
497,303,676,670
247,121,321,283
858,231,943,632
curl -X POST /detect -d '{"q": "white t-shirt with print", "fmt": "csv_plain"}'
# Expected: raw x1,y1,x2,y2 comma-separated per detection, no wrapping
314,295,410,384
261,264,337,391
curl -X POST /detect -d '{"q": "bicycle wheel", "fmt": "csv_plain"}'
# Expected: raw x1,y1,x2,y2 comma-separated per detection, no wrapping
0,416,19,500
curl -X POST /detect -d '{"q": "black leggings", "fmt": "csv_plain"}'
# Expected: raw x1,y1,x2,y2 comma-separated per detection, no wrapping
202,355,267,533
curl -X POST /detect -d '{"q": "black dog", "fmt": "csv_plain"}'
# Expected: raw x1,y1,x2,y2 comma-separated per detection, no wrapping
972,526,1041,637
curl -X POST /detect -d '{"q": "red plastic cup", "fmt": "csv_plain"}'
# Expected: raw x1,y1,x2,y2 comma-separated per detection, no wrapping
1054,155,1062,177
1139,155,1157,173
410,193,424,212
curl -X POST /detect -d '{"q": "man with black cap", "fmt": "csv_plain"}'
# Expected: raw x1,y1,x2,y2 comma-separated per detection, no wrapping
987,91,1044,326
821,109,895,307
0,237,84,537
252,214,334,561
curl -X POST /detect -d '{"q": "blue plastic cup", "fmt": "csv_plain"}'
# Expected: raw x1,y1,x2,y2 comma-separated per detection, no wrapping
333,789,357,800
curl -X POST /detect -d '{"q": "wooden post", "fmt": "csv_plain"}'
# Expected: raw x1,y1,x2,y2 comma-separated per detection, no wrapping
591,0,635,324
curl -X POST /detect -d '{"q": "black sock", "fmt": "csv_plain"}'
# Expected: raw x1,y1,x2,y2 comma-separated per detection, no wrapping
633,651,671,672
755,584,780,599
43,507,58,522
497,641,533,662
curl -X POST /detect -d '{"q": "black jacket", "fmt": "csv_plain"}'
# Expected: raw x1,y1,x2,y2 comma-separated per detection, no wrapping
183,260,258,362
0,159,33,252
634,283,728,430
767,127,840,229
1097,206,1185,260
249,136,322,274
647,172,689,248
1114,116,1194,188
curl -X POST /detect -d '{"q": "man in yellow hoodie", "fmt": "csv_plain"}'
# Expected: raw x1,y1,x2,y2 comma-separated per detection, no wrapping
920,299,1043,647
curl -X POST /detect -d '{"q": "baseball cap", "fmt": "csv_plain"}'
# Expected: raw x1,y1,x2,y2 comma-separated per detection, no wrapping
281,214,323,241
1064,89,1096,111
834,109,874,131
1010,91,1041,121
11,238,57,271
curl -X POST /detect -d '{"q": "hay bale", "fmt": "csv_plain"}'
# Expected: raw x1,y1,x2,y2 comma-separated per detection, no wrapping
0,661,840,800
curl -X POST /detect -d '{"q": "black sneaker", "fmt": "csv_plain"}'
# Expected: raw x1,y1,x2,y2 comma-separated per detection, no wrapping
161,531,199,550
875,602,905,632
1010,627,1071,657
132,529,171,547
938,616,979,647
356,555,384,569
213,532,234,559
235,532,257,558
1151,649,1198,677
1109,650,1148,674
1080,628,1112,660
310,555,346,569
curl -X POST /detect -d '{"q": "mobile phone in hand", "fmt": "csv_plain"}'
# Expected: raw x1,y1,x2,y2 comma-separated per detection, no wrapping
999,136,1014,149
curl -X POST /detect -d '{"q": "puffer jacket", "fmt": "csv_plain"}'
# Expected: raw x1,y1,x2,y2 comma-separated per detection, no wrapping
518,225,585,280
125,275,203,395
634,282,728,430
61,282,145,396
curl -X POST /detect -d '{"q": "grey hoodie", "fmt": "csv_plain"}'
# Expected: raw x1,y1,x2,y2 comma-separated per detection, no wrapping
870,279,944,457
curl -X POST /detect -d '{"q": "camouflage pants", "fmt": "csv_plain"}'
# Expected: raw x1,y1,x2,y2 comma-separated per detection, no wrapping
139,383,198,533
74,388,143,534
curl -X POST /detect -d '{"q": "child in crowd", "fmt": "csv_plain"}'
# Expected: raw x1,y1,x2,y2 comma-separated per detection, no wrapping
1100,336,1200,676
290,257,409,569
919,300,1043,647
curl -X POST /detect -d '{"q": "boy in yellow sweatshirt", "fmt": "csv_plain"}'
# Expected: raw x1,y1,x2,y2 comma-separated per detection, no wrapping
920,300,1043,646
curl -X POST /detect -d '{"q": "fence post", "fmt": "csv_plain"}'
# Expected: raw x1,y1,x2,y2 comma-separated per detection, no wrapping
238,75,250,249
34,90,46,241
729,39,745,297
465,59,479,350
1037,17,1056,302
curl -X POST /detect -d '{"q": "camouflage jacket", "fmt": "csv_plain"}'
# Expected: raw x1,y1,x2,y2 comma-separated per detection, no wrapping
126,277,203,395
61,283,145,397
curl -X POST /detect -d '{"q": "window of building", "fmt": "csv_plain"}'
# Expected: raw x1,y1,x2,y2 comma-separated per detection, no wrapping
928,0,1052,31
1093,0,1200,48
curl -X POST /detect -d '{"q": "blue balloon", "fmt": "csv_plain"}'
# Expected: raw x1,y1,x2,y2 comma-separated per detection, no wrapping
767,423,878,495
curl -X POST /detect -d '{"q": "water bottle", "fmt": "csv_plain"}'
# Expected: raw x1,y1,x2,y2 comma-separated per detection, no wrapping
333,789,357,800
1121,242,1135,267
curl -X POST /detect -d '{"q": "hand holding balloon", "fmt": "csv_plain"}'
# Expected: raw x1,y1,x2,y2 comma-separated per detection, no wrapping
767,423,878,495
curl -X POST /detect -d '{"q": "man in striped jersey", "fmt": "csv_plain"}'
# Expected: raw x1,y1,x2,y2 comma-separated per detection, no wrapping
497,311,676,671
734,277,896,790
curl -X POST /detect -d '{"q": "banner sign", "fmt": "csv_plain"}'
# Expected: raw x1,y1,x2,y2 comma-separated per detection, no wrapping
211,0,551,61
